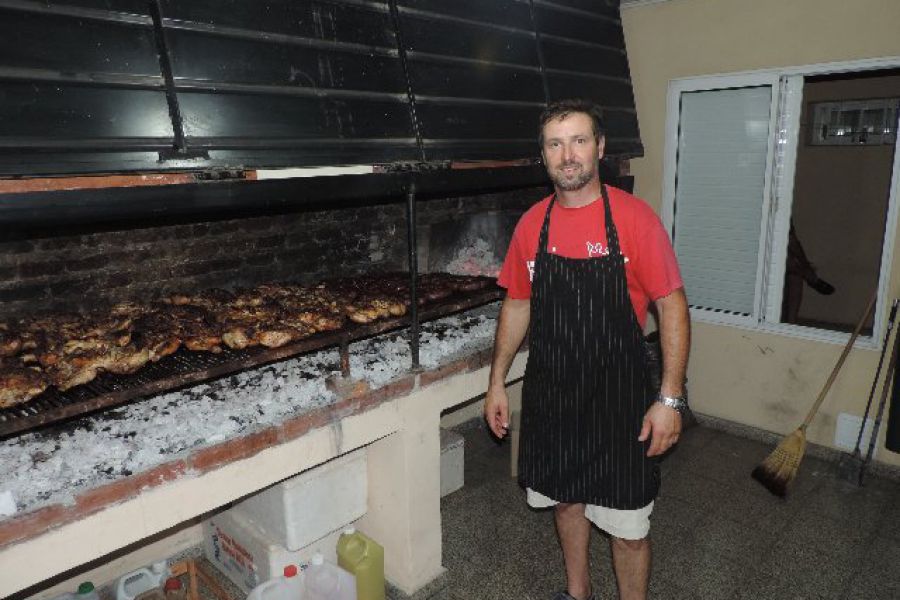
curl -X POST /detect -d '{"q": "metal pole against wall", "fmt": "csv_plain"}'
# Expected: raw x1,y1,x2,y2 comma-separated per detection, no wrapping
406,183,420,369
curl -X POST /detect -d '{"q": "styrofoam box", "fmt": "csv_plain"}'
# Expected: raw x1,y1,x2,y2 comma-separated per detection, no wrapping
203,507,347,595
232,448,367,551
440,428,464,497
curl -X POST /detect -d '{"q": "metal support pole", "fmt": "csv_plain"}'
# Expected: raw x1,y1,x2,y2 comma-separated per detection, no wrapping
406,184,420,369
339,337,351,378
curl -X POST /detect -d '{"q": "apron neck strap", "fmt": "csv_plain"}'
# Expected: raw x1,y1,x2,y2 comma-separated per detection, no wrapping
599,183,623,257
537,183,623,257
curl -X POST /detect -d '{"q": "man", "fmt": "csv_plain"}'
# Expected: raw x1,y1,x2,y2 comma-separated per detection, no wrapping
782,220,835,323
484,99,690,600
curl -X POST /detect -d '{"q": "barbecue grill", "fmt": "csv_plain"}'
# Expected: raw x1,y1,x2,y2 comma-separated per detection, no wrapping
0,282,501,438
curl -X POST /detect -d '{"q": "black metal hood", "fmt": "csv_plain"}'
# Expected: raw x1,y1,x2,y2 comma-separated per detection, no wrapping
0,0,641,179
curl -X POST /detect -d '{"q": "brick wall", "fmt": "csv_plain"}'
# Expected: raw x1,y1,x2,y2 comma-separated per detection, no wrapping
0,187,541,320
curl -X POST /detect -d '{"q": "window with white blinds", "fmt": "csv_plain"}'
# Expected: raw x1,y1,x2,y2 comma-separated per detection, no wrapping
672,85,773,318
663,62,900,346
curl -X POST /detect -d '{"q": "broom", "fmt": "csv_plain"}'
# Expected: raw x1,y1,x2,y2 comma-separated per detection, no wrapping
752,292,877,497
836,298,899,483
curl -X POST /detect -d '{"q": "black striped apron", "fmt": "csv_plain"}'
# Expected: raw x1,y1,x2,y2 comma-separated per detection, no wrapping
518,185,659,510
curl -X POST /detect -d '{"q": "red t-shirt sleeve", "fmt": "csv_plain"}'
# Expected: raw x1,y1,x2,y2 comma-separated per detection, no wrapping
629,206,683,302
497,221,532,299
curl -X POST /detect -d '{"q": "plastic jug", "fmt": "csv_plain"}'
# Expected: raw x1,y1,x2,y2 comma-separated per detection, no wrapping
76,582,100,600
246,565,305,600
337,527,385,600
116,562,169,600
305,553,356,600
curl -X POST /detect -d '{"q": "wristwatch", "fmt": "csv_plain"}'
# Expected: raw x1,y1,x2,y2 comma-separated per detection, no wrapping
657,394,688,415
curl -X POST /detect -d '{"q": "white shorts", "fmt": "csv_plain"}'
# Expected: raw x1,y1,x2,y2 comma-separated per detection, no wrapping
526,488,653,540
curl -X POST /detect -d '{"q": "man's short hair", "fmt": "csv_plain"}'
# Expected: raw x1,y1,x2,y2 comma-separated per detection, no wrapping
539,99,605,146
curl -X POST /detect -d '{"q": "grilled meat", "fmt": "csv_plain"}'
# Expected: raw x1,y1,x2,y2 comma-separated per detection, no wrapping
0,323,22,357
0,359,49,408
0,272,491,407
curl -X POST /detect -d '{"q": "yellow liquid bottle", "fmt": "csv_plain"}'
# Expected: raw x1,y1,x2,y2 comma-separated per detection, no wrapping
337,526,385,600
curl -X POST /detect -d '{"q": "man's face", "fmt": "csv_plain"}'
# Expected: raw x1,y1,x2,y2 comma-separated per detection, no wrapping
541,112,605,192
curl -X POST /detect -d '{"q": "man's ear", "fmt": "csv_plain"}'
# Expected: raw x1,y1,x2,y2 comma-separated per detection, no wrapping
597,136,606,159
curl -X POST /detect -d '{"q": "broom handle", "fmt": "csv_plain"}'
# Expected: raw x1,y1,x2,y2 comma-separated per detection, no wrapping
853,299,900,454
862,319,900,473
801,292,877,430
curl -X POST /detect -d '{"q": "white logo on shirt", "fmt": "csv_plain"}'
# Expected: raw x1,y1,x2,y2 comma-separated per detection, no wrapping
586,241,609,257
524,246,629,282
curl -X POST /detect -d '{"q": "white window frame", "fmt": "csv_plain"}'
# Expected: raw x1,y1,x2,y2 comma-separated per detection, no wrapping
662,56,900,348
662,73,781,329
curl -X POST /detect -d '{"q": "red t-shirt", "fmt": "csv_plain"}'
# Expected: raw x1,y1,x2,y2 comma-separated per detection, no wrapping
497,186,683,328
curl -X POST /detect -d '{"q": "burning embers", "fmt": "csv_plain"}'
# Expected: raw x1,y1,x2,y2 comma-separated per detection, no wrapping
445,239,503,278
0,272,492,410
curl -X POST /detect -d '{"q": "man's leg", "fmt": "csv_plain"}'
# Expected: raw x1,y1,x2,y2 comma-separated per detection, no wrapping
554,502,592,600
610,536,651,600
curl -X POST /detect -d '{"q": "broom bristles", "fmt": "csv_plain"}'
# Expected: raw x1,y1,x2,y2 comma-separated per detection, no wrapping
751,428,807,497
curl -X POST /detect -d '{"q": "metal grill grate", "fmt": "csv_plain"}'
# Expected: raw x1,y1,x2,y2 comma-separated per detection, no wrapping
0,286,502,438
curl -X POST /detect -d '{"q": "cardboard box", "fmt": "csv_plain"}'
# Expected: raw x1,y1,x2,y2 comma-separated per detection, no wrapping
203,508,345,595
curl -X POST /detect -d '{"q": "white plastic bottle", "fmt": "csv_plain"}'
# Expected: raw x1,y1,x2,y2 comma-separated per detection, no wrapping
246,565,305,600
116,561,170,600
305,553,356,600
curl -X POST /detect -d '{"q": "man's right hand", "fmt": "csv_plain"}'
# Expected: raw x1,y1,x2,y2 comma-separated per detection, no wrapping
484,385,510,439
484,297,529,440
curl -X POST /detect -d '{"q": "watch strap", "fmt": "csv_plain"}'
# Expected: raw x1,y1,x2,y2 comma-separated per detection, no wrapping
657,394,688,415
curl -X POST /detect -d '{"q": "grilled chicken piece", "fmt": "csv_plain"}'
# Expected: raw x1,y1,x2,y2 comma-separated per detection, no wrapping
219,303,297,349
0,361,49,408
110,301,152,319
167,288,235,311
273,286,346,332
317,279,407,324
0,323,22,357
45,348,106,390
256,327,298,348
132,310,182,361
103,344,151,375
168,304,222,353
49,344,152,390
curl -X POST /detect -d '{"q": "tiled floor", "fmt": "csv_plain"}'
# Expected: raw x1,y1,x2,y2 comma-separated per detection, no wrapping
440,421,900,600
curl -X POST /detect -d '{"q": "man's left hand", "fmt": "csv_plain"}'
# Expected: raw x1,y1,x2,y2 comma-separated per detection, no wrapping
638,402,682,457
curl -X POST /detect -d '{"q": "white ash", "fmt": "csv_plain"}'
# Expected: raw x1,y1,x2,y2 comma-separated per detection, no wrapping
0,348,339,516
444,238,502,277
0,304,499,517
350,305,498,386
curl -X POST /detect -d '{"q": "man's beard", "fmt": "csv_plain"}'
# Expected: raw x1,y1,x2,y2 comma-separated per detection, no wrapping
548,161,595,191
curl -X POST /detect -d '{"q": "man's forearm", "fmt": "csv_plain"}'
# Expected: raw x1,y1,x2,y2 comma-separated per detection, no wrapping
489,297,531,390
655,288,690,397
